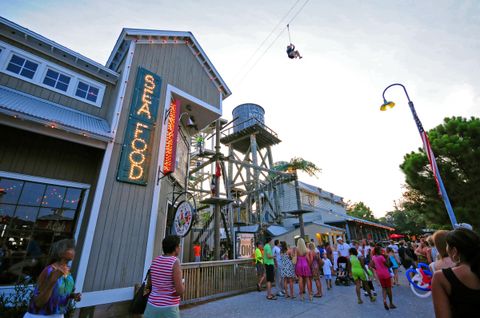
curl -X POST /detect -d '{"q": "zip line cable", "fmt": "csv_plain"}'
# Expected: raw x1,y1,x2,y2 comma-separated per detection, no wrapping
236,0,310,85
232,0,302,83
287,24,292,43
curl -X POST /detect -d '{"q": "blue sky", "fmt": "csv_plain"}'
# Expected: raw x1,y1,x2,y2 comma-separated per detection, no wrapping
2,0,479,216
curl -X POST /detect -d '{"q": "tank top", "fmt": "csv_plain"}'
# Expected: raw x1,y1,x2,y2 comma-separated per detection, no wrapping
28,265,75,315
148,255,181,307
442,268,480,317
350,255,363,273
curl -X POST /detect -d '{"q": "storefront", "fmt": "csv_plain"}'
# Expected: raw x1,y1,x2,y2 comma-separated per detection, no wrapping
0,17,230,316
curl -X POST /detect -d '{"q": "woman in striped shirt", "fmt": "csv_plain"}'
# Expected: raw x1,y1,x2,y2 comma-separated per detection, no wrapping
144,235,185,318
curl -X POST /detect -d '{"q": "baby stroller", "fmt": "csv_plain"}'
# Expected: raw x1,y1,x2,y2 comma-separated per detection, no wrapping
335,256,351,286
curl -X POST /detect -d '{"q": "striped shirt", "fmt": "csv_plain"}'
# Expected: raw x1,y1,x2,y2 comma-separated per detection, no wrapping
148,255,180,307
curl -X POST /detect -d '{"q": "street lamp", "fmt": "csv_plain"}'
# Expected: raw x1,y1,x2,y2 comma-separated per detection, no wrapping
380,83,458,228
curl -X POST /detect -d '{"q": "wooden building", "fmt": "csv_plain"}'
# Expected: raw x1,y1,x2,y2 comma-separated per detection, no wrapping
0,17,230,316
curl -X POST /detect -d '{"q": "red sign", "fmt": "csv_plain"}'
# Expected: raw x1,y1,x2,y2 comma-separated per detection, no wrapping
163,99,181,174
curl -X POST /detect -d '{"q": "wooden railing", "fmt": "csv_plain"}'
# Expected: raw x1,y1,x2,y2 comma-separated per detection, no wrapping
181,259,257,305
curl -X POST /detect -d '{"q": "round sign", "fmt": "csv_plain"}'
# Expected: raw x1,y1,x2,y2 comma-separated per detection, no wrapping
173,201,194,237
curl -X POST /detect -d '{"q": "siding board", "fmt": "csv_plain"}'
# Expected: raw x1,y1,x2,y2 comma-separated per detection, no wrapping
83,41,222,291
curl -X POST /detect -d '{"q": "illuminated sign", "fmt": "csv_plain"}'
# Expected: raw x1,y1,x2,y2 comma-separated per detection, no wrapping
162,99,181,175
117,67,162,185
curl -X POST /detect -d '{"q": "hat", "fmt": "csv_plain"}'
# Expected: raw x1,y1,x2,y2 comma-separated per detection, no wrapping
336,237,343,241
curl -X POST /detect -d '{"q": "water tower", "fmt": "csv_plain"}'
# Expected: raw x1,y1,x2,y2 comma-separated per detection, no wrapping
220,103,285,225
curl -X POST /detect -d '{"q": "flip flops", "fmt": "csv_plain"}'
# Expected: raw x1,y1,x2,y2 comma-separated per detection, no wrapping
266,295,277,300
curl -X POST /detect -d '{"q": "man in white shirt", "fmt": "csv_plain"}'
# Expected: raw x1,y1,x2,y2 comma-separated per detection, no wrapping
272,239,284,296
336,237,351,276
337,237,350,258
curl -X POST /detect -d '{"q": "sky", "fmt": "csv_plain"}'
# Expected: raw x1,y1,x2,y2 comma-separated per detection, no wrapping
2,0,479,217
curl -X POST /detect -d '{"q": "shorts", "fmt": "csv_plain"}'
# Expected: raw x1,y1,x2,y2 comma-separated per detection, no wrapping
352,270,366,281
378,277,392,288
144,303,180,318
324,274,332,280
256,263,264,276
265,264,275,283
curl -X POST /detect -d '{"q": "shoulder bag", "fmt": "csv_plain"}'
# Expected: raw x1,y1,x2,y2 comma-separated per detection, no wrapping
130,269,151,314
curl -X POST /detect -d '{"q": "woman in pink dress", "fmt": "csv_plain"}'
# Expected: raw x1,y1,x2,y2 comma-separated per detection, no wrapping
370,245,396,311
295,238,312,301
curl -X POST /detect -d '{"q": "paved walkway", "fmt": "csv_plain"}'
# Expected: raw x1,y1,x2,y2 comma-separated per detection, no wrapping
181,273,434,318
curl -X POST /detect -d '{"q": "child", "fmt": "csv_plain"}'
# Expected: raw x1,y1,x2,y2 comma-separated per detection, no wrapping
387,247,400,286
364,264,377,296
322,254,333,290
349,248,376,304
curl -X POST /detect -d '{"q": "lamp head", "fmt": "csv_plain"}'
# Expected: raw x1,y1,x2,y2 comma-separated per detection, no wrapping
185,116,195,128
380,99,395,111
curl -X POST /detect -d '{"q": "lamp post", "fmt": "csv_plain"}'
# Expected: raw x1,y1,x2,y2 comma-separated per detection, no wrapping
380,83,458,228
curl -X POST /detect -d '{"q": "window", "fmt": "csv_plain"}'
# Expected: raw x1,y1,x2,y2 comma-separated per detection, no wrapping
0,41,106,108
75,81,99,103
6,54,38,79
0,176,85,285
43,69,71,92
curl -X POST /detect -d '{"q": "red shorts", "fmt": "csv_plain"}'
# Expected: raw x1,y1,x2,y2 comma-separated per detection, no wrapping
378,277,392,288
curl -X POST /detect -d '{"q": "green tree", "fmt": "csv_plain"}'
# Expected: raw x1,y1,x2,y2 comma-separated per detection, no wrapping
400,116,480,230
380,208,426,235
346,201,377,222
273,157,321,176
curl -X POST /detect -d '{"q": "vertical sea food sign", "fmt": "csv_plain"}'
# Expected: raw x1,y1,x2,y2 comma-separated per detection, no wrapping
117,67,162,185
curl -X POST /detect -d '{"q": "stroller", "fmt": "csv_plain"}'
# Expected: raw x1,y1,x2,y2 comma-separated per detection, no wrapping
335,256,351,286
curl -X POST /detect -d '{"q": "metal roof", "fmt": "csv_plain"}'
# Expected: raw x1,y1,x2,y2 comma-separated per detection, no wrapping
297,181,344,203
0,86,112,140
106,28,231,98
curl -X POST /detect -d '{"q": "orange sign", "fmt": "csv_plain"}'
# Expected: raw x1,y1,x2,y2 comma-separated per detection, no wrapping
163,99,181,174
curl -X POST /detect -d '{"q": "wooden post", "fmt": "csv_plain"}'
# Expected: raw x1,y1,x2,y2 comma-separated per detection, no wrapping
214,120,221,260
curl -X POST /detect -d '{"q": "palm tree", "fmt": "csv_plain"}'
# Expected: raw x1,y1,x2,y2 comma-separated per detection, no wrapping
273,157,321,238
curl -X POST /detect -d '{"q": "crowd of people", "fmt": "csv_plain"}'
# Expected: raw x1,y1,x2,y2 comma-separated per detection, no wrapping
254,227,480,317
16,226,479,318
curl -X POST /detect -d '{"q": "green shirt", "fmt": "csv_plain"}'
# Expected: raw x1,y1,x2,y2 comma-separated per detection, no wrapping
255,248,263,264
263,244,274,265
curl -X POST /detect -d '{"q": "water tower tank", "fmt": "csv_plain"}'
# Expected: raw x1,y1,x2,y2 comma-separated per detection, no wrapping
232,103,265,133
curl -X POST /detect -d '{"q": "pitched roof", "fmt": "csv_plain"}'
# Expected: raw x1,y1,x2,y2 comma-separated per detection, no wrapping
0,86,111,140
106,28,231,98
0,17,119,83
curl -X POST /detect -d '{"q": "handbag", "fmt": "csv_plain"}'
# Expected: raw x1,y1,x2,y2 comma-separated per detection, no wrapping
130,269,151,314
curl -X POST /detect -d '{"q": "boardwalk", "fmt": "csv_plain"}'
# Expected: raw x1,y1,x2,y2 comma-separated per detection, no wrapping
181,273,434,318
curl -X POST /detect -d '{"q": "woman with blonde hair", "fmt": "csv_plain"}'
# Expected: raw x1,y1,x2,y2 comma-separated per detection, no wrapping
308,242,324,297
430,230,455,272
295,238,312,301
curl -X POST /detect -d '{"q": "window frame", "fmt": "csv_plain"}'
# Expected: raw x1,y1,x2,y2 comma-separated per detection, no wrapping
41,67,72,93
0,170,90,291
0,40,105,108
75,80,101,103
5,52,41,81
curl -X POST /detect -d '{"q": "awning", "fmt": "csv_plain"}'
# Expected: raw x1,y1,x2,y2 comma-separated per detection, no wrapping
235,224,259,233
0,85,112,140
266,225,289,237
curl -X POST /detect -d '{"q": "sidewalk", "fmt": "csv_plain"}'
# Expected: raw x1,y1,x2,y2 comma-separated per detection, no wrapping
181,273,434,318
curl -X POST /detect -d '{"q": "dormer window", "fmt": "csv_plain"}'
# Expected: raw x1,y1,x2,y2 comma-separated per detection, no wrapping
6,54,38,79
43,69,71,92
0,40,106,108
